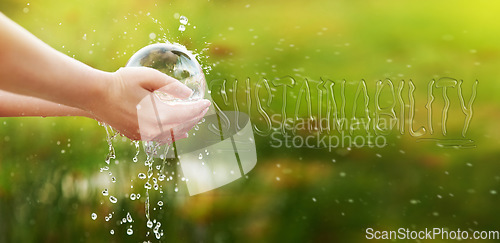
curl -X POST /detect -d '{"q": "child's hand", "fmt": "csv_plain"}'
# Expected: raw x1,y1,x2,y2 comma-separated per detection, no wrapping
87,67,210,141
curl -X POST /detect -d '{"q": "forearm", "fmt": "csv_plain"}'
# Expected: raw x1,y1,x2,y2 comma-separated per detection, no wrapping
0,90,92,117
0,12,111,112
0,13,211,141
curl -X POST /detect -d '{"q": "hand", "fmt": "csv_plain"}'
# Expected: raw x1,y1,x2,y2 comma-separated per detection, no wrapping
87,67,210,141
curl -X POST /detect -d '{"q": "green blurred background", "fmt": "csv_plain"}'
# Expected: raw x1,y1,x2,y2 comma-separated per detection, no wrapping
1,0,500,242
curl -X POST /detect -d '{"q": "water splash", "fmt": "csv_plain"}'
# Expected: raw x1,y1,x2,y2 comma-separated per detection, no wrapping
91,12,214,240
178,15,188,33
179,16,188,25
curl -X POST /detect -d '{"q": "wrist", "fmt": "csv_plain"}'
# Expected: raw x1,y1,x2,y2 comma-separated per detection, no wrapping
79,69,113,115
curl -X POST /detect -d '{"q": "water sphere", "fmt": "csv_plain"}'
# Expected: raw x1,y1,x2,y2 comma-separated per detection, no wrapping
126,43,205,101
127,43,207,158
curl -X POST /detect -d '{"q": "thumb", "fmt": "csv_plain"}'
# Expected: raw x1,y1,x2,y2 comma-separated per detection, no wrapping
138,67,193,98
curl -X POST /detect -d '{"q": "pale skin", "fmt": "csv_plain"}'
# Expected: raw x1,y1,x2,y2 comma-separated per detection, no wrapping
0,13,211,141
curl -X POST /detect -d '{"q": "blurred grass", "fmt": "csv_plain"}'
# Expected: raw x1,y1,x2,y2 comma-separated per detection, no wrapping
1,0,500,242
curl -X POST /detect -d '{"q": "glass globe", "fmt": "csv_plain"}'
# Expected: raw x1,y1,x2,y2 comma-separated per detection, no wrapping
126,43,205,101
126,43,206,158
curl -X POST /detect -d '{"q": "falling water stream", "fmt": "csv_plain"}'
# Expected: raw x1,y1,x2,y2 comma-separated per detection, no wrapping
96,124,173,239
90,13,207,240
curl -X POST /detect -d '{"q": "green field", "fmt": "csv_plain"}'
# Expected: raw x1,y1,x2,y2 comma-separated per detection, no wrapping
1,0,500,242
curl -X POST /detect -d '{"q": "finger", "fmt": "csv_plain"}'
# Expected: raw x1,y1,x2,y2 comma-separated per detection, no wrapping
132,67,193,98
156,82,193,99
152,131,188,144
170,108,208,134
156,99,211,122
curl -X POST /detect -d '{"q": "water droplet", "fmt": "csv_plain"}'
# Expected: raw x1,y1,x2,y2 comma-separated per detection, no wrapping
133,157,138,162
147,220,153,228
138,173,146,179
174,187,179,192
109,196,118,203
149,32,156,40
312,197,317,202
157,201,163,206
110,229,114,235
144,182,152,189
130,193,136,200
198,153,203,159
111,177,116,183
179,16,188,25
91,213,97,220
102,189,109,196
127,228,133,235
153,222,161,233
126,212,133,222
178,25,186,32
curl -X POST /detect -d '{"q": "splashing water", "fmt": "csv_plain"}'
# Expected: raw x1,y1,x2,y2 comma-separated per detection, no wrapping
98,122,172,239
179,15,188,25
126,42,205,102
92,13,211,241
178,15,188,33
